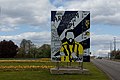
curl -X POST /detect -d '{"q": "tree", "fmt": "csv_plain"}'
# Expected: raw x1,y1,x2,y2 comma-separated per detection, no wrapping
37,44,51,58
111,50,120,59
19,39,34,57
0,40,18,58
29,47,38,58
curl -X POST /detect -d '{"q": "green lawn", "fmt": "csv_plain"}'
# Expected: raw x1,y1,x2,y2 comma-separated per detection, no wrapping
0,60,109,80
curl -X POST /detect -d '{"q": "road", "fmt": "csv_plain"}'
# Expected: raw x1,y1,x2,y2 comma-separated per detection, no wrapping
91,59,120,80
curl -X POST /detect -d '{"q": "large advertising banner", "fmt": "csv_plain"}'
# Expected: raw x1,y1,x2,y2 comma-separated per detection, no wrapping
51,11,90,62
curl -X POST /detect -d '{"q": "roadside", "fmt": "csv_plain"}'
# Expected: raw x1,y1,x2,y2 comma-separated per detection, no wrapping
91,59,112,80
91,59,120,80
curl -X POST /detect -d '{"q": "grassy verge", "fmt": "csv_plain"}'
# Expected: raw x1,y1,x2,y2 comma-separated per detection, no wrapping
0,59,109,80
111,59,120,62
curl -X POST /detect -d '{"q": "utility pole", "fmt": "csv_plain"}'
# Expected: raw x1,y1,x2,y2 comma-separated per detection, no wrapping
0,6,1,26
0,6,1,18
110,41,112,52
114,37,116,51
113,37,117,60
109,41,112,59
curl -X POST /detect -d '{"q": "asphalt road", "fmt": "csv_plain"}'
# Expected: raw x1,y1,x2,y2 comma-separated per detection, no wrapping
91,59,120,80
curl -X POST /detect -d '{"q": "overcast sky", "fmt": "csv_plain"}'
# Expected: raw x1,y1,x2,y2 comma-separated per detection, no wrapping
0,0,120,56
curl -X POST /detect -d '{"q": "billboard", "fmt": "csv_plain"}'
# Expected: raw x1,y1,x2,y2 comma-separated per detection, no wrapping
51,11,90,62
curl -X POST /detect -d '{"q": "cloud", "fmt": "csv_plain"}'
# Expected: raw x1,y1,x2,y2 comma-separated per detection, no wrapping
62,0,120,26
0,31,51,46
50,0,63,7
0,0,119,32
91,33,113,45
0,17,21,31
0,0,119,31
0,0,56,31
91,33,120,48
0,25,18,32
92,49,110,57
91,33,120,56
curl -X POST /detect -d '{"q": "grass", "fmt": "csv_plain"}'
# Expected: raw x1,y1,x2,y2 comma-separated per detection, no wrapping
111,59,120,62
0,59,109,80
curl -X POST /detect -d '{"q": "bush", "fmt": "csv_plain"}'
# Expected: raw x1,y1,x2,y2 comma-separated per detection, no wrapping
0,40,18,58
115,55,120,59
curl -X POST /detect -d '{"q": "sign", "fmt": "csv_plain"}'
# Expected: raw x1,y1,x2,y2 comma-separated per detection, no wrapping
51,11,90,62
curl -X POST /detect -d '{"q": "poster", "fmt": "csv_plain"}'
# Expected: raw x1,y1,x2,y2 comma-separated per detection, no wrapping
51,11,90,62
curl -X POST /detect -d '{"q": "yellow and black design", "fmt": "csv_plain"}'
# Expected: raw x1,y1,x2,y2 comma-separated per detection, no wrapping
60,41,83,62
51,11,90,62
85,31,90,36
85,20,90,28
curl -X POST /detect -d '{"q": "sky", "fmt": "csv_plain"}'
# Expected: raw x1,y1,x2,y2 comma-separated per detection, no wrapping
0,0,120,57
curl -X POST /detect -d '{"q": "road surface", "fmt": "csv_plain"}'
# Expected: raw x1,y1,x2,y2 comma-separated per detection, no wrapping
91,59,120,80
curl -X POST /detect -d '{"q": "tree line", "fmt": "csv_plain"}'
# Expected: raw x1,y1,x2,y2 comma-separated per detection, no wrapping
110,50,120,59
0,39,51,58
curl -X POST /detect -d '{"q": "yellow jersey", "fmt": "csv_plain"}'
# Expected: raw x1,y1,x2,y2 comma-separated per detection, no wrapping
60,41,83,62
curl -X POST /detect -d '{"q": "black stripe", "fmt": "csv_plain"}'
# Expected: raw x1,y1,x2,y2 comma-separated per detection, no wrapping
64,56,66,61
66,44,72,62
72,42,75,52
76,44,79,57
73,13,90,38
80,38,90,49
54,51,60,56
51,11,56,21
57,11,78,36
62,45,68,56
61,38,67,43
